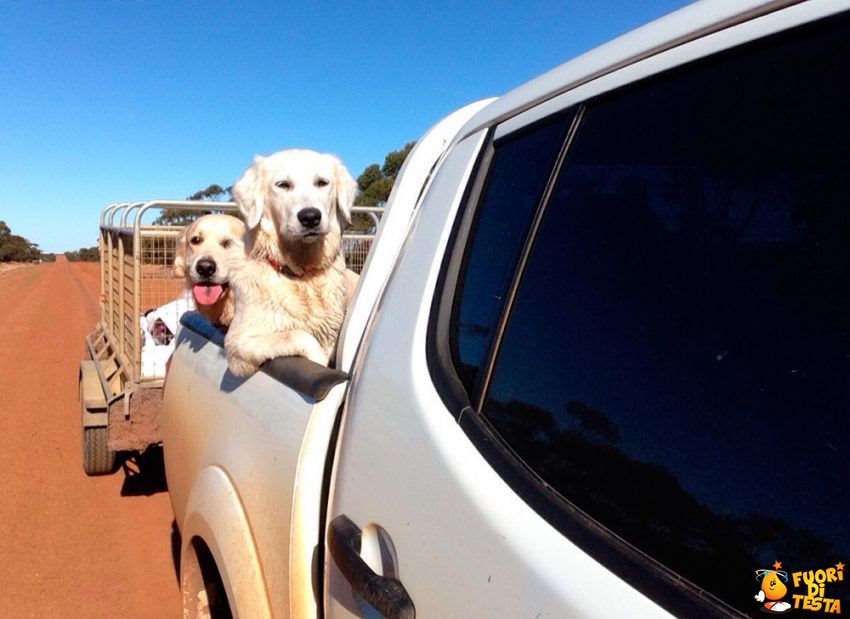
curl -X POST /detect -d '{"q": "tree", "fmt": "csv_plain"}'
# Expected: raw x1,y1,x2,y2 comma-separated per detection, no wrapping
356,164,382,192
381,142,415,178
187,184,229,202
352,141,415,231
358,176,395,207
0,221,49,262
153,184,233,226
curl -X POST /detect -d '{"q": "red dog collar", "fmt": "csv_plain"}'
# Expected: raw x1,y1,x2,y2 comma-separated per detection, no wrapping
266,258,299,277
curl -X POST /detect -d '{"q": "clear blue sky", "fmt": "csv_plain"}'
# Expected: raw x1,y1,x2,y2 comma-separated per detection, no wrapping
0,0,690,252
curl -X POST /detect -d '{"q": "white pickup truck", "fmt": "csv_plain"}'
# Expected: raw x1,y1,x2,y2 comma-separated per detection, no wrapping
162,2,850,618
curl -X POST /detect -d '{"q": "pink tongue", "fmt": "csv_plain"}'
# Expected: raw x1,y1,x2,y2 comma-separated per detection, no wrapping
193,284,224,306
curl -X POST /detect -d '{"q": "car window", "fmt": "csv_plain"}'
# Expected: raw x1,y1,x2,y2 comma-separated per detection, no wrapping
482,13,850,615
450,111,574,398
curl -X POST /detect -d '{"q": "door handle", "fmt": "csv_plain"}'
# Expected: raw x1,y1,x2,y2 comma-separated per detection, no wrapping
328,514,416,619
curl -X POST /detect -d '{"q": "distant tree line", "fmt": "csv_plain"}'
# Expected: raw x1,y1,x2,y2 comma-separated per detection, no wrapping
0,220,54,262
65,247,99,262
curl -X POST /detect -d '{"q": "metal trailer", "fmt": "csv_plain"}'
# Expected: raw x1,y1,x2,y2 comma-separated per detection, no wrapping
79,200,380,475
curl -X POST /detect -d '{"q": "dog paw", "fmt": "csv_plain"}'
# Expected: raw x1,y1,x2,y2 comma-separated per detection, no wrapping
304,348,330,366
299,339,330,366
227,356,258,378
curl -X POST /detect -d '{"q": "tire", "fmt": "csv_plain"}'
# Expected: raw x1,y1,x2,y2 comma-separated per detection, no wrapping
82,425,117,476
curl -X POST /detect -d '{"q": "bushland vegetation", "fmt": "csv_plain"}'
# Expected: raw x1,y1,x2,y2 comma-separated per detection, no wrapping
0,220,53,262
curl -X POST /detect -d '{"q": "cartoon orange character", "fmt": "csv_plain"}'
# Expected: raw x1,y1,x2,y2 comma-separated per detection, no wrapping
755,565,791,614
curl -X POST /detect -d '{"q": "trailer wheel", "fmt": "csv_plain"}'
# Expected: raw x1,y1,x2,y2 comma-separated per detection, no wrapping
82,425,117,476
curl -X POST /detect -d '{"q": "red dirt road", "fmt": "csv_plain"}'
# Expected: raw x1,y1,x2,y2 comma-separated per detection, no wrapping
0,257,180,618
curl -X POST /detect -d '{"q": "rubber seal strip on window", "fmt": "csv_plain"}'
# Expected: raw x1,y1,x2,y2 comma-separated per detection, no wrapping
425,128,497,417
474,105,586,411
428,108,583,417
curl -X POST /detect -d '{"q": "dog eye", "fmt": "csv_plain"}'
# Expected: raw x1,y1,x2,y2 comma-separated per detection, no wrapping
315,178,329,188
275,180,293,190
221,239,232,249
189,235,202,245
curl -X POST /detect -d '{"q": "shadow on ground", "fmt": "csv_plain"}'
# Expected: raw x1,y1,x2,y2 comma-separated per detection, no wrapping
171,520,182,585
119,448,182,584
120,446,168,496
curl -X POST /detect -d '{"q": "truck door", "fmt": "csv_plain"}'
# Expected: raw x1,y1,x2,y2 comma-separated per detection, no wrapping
323,9,850,618
322,115,679,618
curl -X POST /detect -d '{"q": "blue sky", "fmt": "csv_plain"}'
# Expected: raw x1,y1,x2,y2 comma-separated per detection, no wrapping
0,1,690,252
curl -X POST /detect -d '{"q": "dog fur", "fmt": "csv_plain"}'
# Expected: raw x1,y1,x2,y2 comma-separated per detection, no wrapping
224,149,357,375
174,214,246,326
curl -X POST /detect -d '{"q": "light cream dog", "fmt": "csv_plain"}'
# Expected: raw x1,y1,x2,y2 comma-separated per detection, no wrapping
224,149,357,375
173,214,246,326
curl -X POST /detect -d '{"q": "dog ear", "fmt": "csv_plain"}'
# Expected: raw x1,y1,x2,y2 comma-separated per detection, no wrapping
333,158,357,225
173,225,188,278
232,155,266,229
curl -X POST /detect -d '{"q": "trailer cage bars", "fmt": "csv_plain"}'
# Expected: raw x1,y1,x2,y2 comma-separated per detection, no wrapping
79,200,381,475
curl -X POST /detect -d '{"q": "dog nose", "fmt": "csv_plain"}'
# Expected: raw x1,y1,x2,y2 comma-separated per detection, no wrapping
298,207,322,229
196,258,216,278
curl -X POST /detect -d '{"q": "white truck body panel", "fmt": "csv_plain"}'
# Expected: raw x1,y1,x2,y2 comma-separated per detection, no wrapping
161,1,850,616
338,98,495,372
163,331,312,618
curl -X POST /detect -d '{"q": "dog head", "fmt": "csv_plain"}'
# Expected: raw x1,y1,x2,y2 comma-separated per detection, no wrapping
231,149,356,245
174,214,246,308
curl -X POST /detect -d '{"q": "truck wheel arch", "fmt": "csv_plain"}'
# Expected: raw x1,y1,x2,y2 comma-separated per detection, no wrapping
180,465,272,619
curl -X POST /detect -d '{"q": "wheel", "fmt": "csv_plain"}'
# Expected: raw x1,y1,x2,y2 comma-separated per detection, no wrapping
183,538,234,619
79,360,117,475
82,425,117,476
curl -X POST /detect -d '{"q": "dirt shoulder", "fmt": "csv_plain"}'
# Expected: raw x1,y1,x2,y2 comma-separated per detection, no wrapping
0,256,180,618
0,261,34,276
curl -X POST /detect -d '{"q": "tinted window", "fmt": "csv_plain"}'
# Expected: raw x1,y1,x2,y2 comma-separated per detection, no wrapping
451,112,573,396
484,14,850,616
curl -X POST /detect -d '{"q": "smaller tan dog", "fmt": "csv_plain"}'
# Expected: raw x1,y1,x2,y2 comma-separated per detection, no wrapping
224,149,357,375
174,214,246,326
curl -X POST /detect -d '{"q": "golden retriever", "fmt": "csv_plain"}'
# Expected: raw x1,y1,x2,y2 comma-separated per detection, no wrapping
224,149,357,375
173,214,246,326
